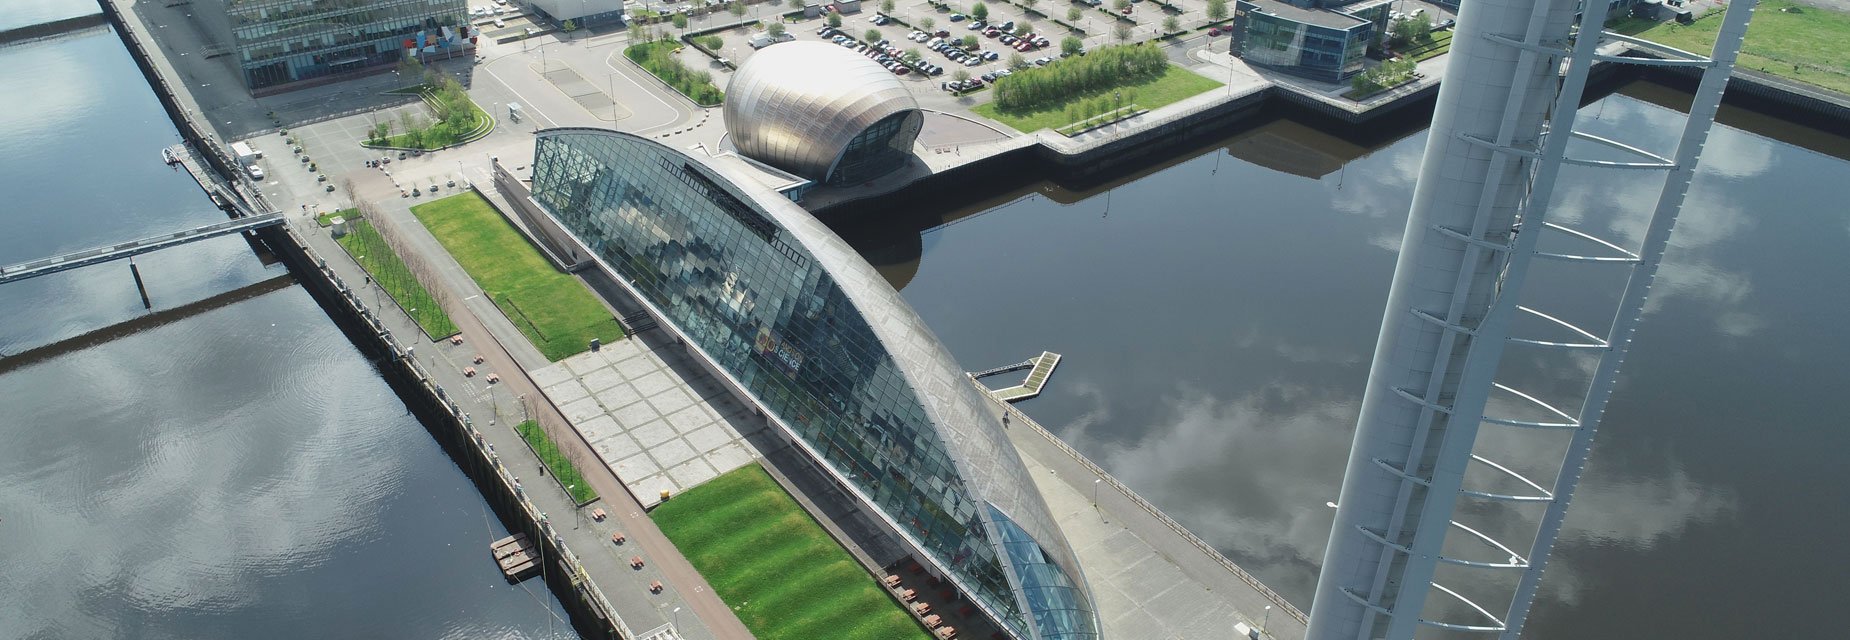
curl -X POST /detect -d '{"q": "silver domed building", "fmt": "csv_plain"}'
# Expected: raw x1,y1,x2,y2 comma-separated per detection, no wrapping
724,41,923,185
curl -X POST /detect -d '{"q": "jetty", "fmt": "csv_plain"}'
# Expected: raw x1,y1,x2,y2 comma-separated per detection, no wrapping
978,351,1062,403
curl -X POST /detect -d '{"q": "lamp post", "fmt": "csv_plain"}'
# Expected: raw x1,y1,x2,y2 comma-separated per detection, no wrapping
672,606,682,630
1092,478,1101,505
1261,604,1272,637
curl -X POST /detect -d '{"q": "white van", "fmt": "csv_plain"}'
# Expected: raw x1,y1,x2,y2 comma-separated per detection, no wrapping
246,164,265,180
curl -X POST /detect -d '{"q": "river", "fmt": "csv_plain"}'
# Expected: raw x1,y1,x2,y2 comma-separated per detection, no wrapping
0,22,574,640
845,83,1850,638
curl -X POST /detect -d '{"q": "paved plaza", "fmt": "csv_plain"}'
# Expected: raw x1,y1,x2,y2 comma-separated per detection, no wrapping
531,336,765,507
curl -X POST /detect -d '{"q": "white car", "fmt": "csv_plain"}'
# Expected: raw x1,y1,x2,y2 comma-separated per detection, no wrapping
246,164,264,180
494,18,505,28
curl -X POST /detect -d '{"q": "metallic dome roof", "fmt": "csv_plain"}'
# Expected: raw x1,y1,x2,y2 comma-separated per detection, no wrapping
724,41,922,182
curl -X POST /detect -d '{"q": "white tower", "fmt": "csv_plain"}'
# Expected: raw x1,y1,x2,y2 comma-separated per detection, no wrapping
1305,0,1758,637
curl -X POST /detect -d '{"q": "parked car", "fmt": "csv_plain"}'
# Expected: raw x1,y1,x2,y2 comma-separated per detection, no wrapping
981,50,1000,61
1436,18,1456,30
998,20,1015,31
969,20,986,30
949,13,966,21
1034,56,1053,66
494,18,505,27
1120,4,1133,14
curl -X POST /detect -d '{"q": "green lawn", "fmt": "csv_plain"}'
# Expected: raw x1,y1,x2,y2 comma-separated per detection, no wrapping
317,207,358,227
334,219,459,339
1612,0,1850,95
652,465,929,640
973,65,1222,133
1403,29,1454,63
410,192,623,361
515,420,599,504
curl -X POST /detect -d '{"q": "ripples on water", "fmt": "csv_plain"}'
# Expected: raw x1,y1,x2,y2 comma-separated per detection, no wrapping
0,23,574,640
881,86,1850,639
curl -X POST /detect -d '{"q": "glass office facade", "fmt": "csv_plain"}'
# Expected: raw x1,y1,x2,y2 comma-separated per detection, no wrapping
1231,0,1373,82
218,0,468,90
528,129,1097,640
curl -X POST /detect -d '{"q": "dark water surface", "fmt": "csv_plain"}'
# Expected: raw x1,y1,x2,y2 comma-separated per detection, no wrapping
851,85,1850,638
0,24,573,640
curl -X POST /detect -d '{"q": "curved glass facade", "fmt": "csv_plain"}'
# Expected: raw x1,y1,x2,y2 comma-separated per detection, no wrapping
528,128,1097,640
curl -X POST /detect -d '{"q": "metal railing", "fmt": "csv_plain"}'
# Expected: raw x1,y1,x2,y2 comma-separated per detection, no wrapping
985,383,1309,626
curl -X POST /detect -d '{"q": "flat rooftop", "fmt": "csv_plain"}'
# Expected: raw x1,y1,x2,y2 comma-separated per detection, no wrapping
1240,0,1370,30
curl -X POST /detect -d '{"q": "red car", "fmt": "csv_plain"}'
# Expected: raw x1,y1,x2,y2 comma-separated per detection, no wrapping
1208,26,1225,36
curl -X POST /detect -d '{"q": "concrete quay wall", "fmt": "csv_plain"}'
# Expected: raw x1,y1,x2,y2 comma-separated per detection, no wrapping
98,1,640,637
0,12,109,46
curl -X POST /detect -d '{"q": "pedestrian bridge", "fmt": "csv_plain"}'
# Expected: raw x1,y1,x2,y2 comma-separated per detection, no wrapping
0,211,285,285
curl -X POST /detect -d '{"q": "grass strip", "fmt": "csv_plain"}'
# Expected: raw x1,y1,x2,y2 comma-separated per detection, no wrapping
652,465,929,640
974,65,1221,133
626,39,726,105
317,207,358,227
514,420,599,504
1610,1,1850,95
334,219,459,338
409,192,624,361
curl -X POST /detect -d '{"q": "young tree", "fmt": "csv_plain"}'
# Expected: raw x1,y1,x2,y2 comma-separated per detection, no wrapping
882,0,895,12
1014,24,1028,35
1067,6,1082,23
1389,17,1432,48
905,47,922,60
953,68,971,82
920,17,936,30
563,19,577,32
972,2,989,21
1061,35,1083,55
1113,0,1130,12
961,34,979,50
767,21,786,36
629,22,647,41
1162,15,1178,33
1114,23,1131,42
672,12,689,30
1207,0,1228,21
1008,52,1027,69
729,1,747,18
827,12,842,28
1023,0,1040,14
865,28,883,42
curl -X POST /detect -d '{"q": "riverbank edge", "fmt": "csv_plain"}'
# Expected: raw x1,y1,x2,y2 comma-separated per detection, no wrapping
814,52,1850,218
93,2,633,639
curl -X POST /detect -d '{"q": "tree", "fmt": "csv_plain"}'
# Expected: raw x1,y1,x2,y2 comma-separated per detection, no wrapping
1061,35,1083,55
961,34,979,50
672,13,689,29
905,47,922,60
563,19,577,32
953,68,971,82
729,1,747,18
1207,0,1228,21
1388,17,1432,48
766,21,786,36
827,12,842,28
1009,52,1027,69
1024,0,1040,14
972,2,989,21
629,22,647,41
1163,16,1178,33
1114,23,1131,42
698,34,723,49
866,28,883,42
1014,24,1029,35
396,55,425,86
881,0,895,12
1113,0,1130,11
1067,7,1083,23
920,17,935,30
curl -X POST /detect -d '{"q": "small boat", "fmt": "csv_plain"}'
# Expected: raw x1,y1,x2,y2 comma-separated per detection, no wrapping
162,148,179,165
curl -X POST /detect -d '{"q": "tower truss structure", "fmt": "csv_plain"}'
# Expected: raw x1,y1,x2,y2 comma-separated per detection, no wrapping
1305,0,1758,637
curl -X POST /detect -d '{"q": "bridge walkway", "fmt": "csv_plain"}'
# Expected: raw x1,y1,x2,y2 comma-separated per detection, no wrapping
0,211,285,285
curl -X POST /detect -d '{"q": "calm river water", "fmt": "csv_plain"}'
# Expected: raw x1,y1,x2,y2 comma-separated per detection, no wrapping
0,24,573,640
849,85,1850,638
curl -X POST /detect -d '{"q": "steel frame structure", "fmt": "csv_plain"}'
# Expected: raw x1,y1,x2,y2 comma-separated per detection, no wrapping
1305,0,1758,638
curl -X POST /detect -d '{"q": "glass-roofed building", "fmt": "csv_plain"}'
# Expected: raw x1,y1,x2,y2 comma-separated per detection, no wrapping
525,127,1099,640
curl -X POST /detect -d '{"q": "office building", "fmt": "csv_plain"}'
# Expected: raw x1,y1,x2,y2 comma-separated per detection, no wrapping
197,0,472,93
